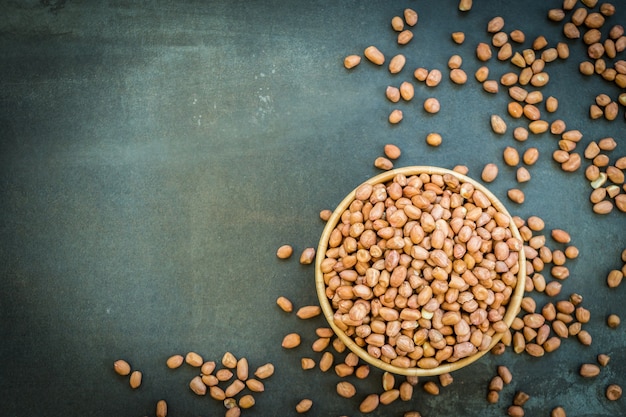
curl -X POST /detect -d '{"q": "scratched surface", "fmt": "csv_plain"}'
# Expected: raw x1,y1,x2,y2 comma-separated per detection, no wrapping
1,1,625,416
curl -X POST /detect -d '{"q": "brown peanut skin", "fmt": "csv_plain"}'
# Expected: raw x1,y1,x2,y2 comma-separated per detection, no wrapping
364,46,385,65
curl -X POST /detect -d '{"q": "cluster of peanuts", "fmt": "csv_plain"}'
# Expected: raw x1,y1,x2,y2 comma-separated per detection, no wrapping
481,216,596,360
343,8,450,135
467,6,626,213
345,2,626,215
546,0,626,117
277,206,622,416
584,137,626,213
275,291,452,416
319,171,524,371
112,352,275,417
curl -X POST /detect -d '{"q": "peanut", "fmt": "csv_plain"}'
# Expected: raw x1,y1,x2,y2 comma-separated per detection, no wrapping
426,69,442,87
598,354,611,366
585,12,605,29
548,9,565,21
156,400,167,417
488,16,505,33
189,375,206,395
606,385,622,401
426,132,442,147
423,98,440,113
384,144,402,160
225,379,245,398
319,351,333,372
514,127,529,141
359,394,380,413
404,8,418,26
185,352,203,367
508,405,525,417
389,54,406,74
481,163,499,182
489,375,504,392
423,381,440,395
246,379,265,392
513,391,530,406
564,23,580,39
503,147,520,166
476,43,493,61
386,86,400,103
296,399,313,413
297,305,321,319
543,336,561,352
336,381,356,398
319,209,332,221
282,333,301,348
276,296,293,312
301,358,315,370
344,55,361,69
225,407,241,417
236,358,248,381
400,82,414,101
276,244,293,259
515,167,530,182
452,32,465,44
129,370,142,389
364,46,385,65
577,330,593,345
491,115,507,134
484,80,499,93
607,270,623,288
510,30,525,43
114,359,131,376
414,67,428,81
239,394,255,409
594,200,613,214
166,355,184,369
487,390,499,403
508,189,525,204
254,363,274,379
607,314,621,328
450,68,468,84
391,16,403,32
475,66,489,82
580,363,601,377
299,247,315,264
546,96,558,112
200,361,215,376
216,369,233,381
459,0,472,11
398,30,414,45
222,352,237,368
388,109,403,124
375,156,393,170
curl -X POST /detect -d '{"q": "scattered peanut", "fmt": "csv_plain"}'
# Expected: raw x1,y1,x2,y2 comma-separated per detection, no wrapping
364,46,385,65
114,359,131,376
295,398,313,413
606,384,623,401
129,370,142,389
424,97,441,113
276,244,293,259
344,55,361,69
156,400,167,417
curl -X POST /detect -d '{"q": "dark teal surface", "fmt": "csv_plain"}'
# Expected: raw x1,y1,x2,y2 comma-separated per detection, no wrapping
1,1,625,416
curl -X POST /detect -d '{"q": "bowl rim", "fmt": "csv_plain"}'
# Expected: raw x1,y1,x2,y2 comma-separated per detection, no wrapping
315,166,526,376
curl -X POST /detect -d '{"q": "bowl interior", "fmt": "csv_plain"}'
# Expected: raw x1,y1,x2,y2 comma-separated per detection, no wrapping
315,166,526,376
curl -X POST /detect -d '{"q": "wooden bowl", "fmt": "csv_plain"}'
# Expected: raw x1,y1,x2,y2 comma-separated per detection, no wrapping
315,166,526,376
